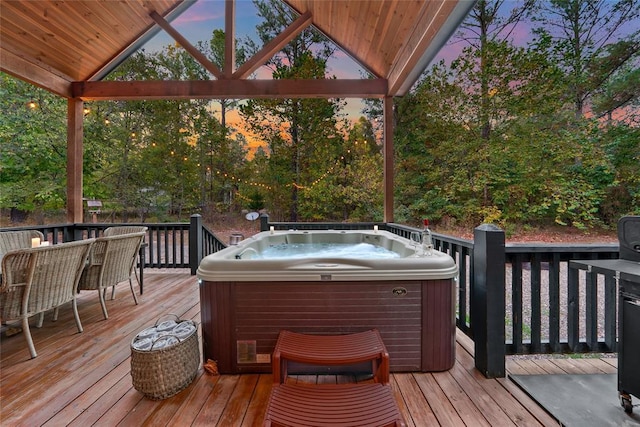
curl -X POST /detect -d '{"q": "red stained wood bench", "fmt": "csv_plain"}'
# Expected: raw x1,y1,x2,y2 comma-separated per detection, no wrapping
263,383,406,427
272,329,390,384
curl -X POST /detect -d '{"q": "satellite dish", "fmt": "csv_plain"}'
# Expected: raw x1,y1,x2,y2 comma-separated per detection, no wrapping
245,212,259,221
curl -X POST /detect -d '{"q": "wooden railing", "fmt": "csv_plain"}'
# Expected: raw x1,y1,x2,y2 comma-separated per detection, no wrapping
504,244,618,355
258,216,620,378
0,216,226,271
3,215,621,377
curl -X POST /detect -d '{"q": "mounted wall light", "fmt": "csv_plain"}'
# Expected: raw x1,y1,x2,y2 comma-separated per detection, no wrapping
27,100,37,109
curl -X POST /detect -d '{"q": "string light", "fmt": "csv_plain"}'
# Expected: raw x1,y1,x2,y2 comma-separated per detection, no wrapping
146,142,369,193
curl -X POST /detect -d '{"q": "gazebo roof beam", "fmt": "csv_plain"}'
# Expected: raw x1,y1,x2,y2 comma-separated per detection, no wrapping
72,78,387,101
233,11,313,79
149,10,224,80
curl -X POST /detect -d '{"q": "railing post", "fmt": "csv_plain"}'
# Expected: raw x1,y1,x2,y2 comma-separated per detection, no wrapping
472,223,506,378
189,214,203,275
65,224,84,242
260,213,269,232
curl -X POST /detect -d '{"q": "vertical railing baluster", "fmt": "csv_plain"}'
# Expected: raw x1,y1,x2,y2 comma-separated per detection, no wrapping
458,246,469,332
548,253,561,352
512,254,523,354
154,228,161,267
568,264,580,351
171,227,177,267
585,269,598,350
531,253,541,353
604,274,617,351
162,226,167,266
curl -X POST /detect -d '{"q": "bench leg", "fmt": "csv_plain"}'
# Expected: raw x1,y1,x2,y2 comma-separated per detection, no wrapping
272,351,281,383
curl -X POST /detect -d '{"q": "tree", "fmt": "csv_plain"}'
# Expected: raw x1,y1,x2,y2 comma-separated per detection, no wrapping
456,0,537,140
239,0,347,221
394,7,616,228
531,0,640,118
298,117,383,221
194,29,249,209
94,40,249,221
0,74,68,223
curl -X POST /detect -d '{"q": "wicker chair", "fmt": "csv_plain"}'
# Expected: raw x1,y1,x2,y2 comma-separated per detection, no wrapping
0,230,45,274
103,226,148,237
103,226,147,296
0,239,94,359
77,232,146,319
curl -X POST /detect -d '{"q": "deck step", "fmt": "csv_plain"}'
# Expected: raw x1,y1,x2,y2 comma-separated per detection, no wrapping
272,329,390,384
263,383,405,427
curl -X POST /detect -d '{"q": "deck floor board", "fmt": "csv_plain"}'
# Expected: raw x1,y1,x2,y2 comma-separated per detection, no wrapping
1,269,617,426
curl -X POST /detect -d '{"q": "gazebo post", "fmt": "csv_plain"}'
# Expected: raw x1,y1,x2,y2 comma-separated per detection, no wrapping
67,98,84,224
383,95,394,222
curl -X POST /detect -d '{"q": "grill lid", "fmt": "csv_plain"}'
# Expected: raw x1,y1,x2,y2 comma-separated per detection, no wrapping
619,216,640,262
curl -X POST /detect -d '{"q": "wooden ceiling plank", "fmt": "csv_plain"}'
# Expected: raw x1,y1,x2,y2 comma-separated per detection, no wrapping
30,2,117,58
378,0,422,72
285,0,381,79
388,0,458,95
342,1,369,66
0,2,85,58
232,11,313,79
73,78,387,100
365,0,397,72
78,0,166,51
0,1,181,83
0,18,84,81
63,2,126,48
149,10,224,79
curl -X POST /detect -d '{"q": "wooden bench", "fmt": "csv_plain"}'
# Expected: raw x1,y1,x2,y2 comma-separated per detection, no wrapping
263,383,405,427
272,329,390,384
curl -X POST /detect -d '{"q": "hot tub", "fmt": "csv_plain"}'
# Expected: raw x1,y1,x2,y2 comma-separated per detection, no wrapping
197,229,458,374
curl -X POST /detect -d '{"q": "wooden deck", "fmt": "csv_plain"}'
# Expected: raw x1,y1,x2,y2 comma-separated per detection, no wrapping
1,270,617,426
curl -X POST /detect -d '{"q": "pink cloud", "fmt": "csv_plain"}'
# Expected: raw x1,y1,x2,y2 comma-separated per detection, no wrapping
174,2,224,24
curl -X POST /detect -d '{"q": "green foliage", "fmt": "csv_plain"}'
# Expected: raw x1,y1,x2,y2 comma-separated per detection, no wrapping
599,123,640,219
0,75,68,218
392,0,637,229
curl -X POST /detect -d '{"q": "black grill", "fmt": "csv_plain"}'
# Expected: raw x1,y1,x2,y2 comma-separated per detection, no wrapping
568,216,640,414
616,216,640,414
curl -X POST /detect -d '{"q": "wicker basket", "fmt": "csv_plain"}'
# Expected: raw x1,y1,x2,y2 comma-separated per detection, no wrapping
130,315,200,400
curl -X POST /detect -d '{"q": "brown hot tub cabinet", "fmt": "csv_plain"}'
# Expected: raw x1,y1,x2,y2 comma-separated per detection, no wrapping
197,230,458,374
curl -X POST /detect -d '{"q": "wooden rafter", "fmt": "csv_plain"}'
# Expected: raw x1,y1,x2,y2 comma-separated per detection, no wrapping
1,48,73,98
149,10,224,80
232,11,314,79
225,0,235,78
